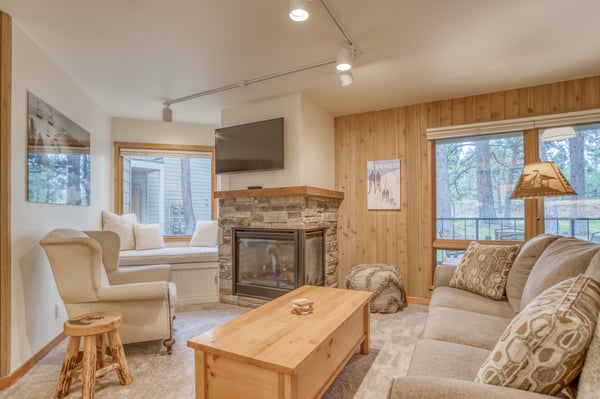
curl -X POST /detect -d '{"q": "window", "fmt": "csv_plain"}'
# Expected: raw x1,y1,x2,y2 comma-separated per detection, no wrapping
435,132,525,244
540,123,600,242
431,114,600,266
115,143,215,237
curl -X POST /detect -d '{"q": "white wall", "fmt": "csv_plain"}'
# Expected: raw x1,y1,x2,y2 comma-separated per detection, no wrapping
299,95,334,188
10,24,112,370
219,93,334,190
112,117,217,146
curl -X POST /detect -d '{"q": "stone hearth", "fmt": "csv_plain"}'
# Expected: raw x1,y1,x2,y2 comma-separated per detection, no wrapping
216,186,344,306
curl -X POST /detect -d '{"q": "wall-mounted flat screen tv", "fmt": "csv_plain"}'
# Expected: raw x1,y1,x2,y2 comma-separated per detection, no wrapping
215,117,284,175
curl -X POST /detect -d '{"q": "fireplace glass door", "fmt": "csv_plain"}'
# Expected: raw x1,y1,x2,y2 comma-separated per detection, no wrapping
233,228,325,299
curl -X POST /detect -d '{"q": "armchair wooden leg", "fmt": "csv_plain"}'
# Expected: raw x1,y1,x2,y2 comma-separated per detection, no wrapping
162,339,175,355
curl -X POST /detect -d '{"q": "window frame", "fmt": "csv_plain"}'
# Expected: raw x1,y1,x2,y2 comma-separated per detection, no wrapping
114,141,216,241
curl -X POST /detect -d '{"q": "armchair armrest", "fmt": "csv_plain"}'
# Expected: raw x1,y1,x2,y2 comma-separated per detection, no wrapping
108,264,172,285
388,376,551,399
434,265,458,288
97,281,171,302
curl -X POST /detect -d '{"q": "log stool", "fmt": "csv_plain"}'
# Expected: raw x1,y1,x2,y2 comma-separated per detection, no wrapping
56,311,132,399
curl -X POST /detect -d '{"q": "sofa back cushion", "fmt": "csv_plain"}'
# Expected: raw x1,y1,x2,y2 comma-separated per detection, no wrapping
476,274,600,395
520,237,600,311
505,234,559,312
585,251,600,282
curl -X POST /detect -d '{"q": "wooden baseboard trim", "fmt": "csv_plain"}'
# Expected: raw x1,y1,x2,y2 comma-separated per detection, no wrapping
0,332,66,390
407,296,430,306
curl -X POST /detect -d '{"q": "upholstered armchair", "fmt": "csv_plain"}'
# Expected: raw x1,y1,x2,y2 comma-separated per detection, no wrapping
83,230,172,285
40,228,177,354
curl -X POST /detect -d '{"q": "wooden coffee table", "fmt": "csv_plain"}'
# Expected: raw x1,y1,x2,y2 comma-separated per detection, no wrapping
187,285,372,399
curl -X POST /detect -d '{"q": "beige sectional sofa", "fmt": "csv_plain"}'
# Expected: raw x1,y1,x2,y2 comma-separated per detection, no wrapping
388,234,600,399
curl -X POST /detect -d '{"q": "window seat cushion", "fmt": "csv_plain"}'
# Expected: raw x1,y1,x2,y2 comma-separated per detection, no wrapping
120,246,218,266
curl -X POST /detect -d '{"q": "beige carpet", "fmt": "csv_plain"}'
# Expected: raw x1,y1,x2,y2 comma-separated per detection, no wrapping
0,302,427,399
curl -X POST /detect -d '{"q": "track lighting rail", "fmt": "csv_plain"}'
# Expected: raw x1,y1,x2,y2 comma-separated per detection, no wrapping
162,1,360,120
319,0,360,55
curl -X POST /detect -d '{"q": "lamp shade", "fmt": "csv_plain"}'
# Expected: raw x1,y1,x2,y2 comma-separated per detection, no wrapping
162,105,172,122
510,161,576,199
338,70,353,87
336,47,352,71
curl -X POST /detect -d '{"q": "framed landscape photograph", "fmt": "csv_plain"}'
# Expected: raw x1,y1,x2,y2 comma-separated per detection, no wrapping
367,159,400,210
27,92,91,206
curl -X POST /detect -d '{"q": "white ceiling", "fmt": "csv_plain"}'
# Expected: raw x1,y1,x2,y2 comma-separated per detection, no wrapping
2,0,600,125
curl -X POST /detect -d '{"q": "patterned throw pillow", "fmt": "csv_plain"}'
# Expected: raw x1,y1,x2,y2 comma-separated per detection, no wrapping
449,242,520,300
475,274,600,395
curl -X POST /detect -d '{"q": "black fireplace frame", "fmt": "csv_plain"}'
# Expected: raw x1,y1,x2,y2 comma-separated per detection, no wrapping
232,227,325,300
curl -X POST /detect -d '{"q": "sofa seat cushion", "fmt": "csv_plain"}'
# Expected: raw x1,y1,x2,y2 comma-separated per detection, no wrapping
388,376,554,399
476,274,600,395
408,339,490,381
119,246,218,266
423,307,512,350
505,234,559,312
429,287,516,319
521,237,600,310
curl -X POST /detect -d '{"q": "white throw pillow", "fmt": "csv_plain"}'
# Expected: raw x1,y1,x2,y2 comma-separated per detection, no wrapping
133,223,166,250
189,220,218,247
101,210,137,250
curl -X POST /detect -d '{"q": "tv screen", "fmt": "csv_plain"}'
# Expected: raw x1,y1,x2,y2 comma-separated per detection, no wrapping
215,117,284,175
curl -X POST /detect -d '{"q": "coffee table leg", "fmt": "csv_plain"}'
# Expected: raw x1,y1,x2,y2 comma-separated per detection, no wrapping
360,303,370,354
194,350,206,399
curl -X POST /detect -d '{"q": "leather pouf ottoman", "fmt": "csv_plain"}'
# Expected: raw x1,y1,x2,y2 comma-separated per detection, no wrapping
346,263,407,313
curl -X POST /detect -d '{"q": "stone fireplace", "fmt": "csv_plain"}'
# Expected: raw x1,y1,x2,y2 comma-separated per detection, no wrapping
216,186,344,306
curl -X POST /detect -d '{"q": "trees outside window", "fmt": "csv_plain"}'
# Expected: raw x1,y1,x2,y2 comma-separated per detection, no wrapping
115,143,215,237
540,123,600,241
435,133,524,243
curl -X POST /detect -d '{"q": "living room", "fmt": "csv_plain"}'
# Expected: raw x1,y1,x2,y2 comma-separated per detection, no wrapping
1,1,600,398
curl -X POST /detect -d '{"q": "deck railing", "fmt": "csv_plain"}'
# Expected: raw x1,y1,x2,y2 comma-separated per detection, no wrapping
436,217,600,242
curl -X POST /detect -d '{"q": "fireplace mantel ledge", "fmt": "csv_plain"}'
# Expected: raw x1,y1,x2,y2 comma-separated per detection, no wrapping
214,186,344,200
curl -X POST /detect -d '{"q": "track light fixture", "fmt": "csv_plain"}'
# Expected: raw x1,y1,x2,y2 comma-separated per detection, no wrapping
162,105,172,122
289,0,310,22
338,70,353,87
162,0,360,120
336,46,353,71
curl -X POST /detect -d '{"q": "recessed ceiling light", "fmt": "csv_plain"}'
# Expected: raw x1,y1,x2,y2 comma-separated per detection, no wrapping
289,0,310,22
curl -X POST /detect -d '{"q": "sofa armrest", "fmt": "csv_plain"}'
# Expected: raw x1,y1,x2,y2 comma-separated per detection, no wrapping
434,265,457,288
108,264,172,285
388,376,551,399
97,281,171,302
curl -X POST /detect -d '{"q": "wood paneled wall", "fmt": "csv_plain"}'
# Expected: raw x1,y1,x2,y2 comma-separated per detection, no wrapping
334,75,600,298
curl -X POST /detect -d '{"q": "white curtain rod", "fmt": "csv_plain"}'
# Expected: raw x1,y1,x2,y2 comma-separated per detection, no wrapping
426,108,600,140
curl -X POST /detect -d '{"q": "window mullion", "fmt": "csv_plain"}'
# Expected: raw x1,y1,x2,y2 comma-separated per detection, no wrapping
523,129,543,240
